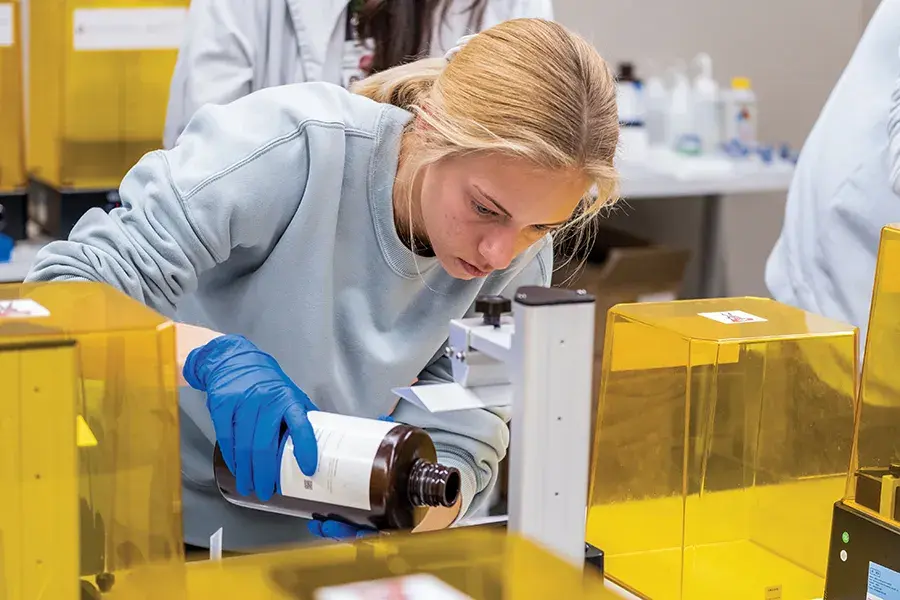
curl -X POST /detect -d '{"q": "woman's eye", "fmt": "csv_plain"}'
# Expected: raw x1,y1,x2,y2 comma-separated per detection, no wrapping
472,202,497,217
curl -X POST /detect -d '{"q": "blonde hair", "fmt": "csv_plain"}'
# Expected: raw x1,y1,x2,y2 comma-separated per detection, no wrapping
352,18,620,267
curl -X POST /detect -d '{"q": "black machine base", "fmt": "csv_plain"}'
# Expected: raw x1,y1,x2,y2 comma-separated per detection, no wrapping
825,501,900,599
473,516,604,579
28,179,121,238
0,191,27,241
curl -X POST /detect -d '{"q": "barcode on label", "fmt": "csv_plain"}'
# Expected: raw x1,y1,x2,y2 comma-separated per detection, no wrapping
304,480,313,491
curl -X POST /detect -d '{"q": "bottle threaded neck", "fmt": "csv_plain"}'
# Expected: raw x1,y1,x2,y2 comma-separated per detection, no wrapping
407,460,461,508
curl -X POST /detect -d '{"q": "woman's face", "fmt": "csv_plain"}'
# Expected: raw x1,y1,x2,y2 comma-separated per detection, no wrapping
418,153,588,280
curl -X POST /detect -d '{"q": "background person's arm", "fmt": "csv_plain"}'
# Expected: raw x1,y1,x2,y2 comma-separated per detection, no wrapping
163,0,260,149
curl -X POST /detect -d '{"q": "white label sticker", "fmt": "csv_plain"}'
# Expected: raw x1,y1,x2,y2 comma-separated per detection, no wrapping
314,574,474,600
0,299,51,319
73,8,187,51
280,412,397,511
699,310,767,325
0,4,13,47
637,290,677,303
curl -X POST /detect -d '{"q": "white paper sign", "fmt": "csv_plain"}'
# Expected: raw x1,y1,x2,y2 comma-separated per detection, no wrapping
699,310,767,325
0,299,50,319
393,383,512,414
315,574,474,600
0,4,14,47
73,8,187,51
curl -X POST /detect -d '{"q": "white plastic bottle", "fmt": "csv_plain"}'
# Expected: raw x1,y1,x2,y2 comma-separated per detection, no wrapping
644,65,669,148
691,53,720,155
723,76,758,148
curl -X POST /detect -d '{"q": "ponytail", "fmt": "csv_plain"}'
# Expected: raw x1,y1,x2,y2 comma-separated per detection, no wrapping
350,57,445,111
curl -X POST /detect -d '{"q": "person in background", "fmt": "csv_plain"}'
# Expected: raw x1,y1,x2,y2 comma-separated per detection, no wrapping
163,0,554,149
765,0,900,356
28,19,618,552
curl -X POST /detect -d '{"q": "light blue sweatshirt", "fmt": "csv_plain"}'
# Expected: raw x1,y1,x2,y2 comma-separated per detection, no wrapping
766,0,900,356
25,81,552,550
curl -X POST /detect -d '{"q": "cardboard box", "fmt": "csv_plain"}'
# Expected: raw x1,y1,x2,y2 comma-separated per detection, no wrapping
552,226,692,358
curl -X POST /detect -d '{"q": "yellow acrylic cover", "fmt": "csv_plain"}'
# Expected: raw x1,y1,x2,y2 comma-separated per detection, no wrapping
0,281,183,600
0,0,26,192
587,297,858,600
27,0,188,190
843,224,900,524
109,529,616,599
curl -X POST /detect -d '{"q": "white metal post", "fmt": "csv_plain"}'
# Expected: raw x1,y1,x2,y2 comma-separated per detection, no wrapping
507,286,596,568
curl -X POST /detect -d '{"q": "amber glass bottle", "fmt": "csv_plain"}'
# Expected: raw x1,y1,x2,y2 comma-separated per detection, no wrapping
214,412,460,531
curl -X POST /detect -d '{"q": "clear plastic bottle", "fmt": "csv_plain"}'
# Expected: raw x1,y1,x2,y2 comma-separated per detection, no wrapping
691,53,721,155
667,62,696,155
214,412,461,531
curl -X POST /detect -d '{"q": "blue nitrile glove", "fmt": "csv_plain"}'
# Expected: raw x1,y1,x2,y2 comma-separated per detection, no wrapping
0,233,13,263
308,414,394,540
183,334,319,501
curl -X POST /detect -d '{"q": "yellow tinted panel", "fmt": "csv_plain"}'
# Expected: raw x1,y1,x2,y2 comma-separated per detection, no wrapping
112,529,616,599
27,0,187,189
0,281,183,600
0,0,26,192
589,297,858,599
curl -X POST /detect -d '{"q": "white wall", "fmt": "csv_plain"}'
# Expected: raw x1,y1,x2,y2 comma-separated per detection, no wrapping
553,0,869,297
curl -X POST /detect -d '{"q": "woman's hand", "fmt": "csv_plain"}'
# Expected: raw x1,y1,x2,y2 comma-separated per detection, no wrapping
183,334,319,501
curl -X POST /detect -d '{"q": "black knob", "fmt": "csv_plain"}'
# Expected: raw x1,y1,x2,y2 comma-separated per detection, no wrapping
475,295,511,327
890,461,900,479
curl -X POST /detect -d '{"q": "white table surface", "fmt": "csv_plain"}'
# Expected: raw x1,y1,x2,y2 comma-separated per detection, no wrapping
618,153,795,199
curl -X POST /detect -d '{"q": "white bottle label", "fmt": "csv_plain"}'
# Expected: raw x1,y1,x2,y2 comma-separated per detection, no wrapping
0,4,13,47
279,412,398,511
72,8,187,51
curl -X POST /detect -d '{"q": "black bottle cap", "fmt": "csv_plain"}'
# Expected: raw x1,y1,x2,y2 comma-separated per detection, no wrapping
617,62,636,82
475,295,511,327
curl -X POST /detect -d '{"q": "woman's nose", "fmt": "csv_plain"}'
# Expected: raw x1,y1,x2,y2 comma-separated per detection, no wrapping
478,228,518,271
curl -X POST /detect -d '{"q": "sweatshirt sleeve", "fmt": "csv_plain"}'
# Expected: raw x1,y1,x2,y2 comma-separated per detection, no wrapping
392,242,553,520
26,88,313,317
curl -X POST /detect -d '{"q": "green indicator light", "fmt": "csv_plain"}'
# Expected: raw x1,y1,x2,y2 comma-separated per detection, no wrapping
842,532,850,544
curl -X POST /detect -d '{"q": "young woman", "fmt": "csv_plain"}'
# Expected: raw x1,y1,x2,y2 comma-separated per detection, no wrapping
163,0,554,149
27,18,619,551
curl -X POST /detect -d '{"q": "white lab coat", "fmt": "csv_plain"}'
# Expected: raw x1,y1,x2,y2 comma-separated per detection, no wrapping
765,0,900,355
163,0,554,149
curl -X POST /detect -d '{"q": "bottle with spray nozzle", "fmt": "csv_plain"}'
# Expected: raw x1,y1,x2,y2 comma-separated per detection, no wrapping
691,53,721,156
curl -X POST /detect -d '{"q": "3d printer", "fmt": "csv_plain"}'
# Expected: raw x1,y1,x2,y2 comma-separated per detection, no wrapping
586,295,860,599
824,224,900,600
0,281,184,600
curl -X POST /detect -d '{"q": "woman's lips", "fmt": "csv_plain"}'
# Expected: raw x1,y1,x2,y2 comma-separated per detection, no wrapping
459,258,489,278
